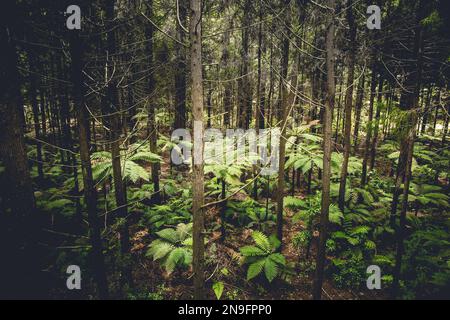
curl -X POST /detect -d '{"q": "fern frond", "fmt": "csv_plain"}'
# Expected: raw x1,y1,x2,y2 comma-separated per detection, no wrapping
246,258,265,281
165,247,186,274
264,257,279,282
147,240,174,261
124,160,150,183
176,223,193,241
240,245,266,257
351,226,370,236
268,253,286,266
251,231,271,252
283,196,304,209
129,151,162,163
156,228,179,244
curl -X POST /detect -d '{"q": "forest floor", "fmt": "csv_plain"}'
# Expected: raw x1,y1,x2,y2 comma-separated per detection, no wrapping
126,153,387,300
129,205,386,300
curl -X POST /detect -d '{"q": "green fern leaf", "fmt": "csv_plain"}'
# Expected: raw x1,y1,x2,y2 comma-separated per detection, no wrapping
251,231,271,252
165,247,186,274
268,253,286,266
124,161,150,183
129,151,162,163
264,258,279,282
156,228,179,243
176,223,193,241
283,196,304,209
247,259,265,281
240,245,266,257
148,241,173,261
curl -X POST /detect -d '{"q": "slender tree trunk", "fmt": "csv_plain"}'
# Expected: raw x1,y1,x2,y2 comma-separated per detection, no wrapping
238,0,252,129
361,65,378,185
257,6,266,132
353,73,365,154
29,56,44,181
392,0,426,299
441,103,449,148
338,0,356,211
276,0,291,248
145,0,161,204
106,0,133,291
69,29,109,299
369,77,384,171
222,53,231,127
432,90,441,136
253,0,265,200
220,179,226,242
313,0,335,300
420,85,433,134
190,0,206,300
40,91,47,140
174,0,187,129
0,15,43,298
207,87,212,127
221,7,232,128
334,73,343,144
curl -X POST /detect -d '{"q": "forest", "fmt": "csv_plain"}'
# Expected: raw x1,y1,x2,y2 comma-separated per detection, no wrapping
0,0,449,301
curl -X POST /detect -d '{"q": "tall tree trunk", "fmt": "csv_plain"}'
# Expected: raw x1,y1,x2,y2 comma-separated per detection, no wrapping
238,0,252,129
190,0,206,300
313,0,335,300
256,0,266,132
106,0,133,291
174,0,187,129
420,85,433,134
441,103,449,148
145,0,161,204
276,0,291,248
29,56,44,181
253,0,265,199
391,0,426,299
338,0,356,211
369,77,384,171
0,13,43,298
353,73,365,154
221,6,232,128
207,87,212,127
432,90,441,136
334,73,343,144
69,29,109,299
361,65,378,186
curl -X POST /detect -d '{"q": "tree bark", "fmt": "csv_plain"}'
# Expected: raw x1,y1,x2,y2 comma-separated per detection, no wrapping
361,65,378,186
106,0,133,291
353,73,365,154
190,0,206,300
29,55,44,181
276,0,291,248
369,77,384,171
69,28,109,299
338,0,356,211
391,0,426,299
174,0,187,129
312,0,335,300
238,0,252,129
145,0,161,204
0,13,43,297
